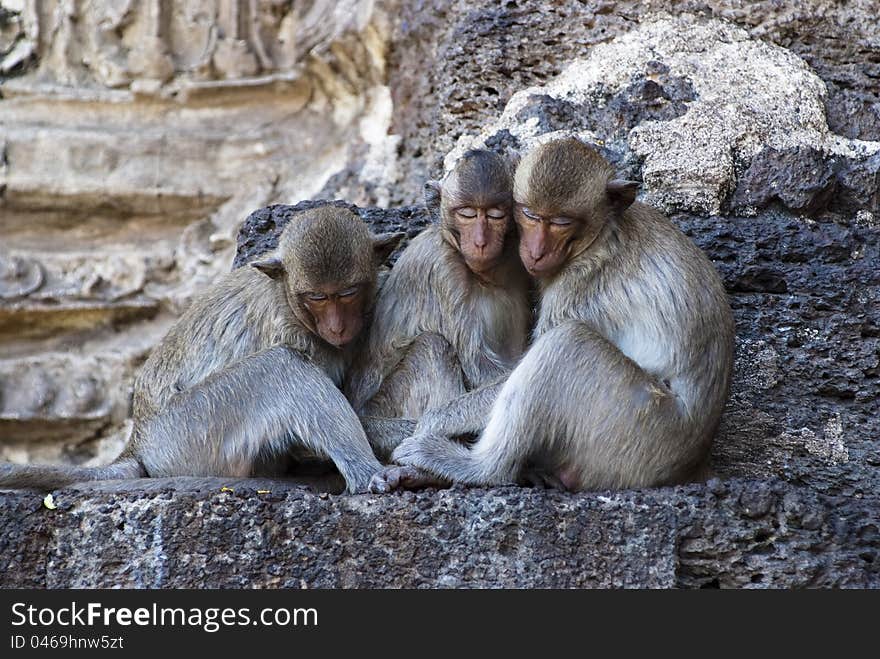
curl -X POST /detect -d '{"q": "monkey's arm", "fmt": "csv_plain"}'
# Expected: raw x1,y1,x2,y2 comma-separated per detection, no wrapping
345,231,446,413
136,346,384,493
368,377,505,491
414,377,505,438
360,416,417,461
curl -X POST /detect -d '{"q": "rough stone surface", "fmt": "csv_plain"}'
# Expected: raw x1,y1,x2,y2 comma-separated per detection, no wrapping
324,0,880,207
1,2,879,588
0,0,394,464
440,16,879,217
0,478,876,588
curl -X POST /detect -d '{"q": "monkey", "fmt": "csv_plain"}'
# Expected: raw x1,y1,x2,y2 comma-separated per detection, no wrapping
0,206,404,494
343,150,533,475
383,137,735,492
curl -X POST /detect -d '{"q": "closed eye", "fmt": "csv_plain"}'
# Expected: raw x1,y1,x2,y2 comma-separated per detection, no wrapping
304,292,328,302
550,217,573,227
520,207,541,220
487,208,507,220
456,207,477,219
338,286,359,298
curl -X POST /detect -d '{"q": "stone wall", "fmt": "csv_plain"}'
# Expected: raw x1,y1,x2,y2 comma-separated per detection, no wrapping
0,1,878,588
1,0,394,465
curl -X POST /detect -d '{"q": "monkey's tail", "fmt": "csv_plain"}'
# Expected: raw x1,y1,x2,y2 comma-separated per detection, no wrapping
0,456,145,491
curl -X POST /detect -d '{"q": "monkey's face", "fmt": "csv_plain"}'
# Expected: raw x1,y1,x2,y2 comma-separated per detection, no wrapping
298,283,368,347
438,154,514,276
448,204,510,275
513,205,586,278
512,138,637,278
251,207,404,349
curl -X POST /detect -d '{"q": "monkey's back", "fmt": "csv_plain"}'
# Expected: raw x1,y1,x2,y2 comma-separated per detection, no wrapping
132,267,307,422
548,202,734,431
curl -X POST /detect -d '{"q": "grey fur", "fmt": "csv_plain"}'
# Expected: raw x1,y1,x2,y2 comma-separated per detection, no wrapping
344,151,532,473
391,139,735,491
0,208,400,494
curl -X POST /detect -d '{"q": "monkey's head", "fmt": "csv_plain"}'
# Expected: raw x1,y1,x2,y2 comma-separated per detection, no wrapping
426,149,515,276
251,207,404,348
513,138,638,278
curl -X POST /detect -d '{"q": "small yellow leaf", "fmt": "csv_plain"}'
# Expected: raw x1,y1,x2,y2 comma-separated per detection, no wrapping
220,486,234,493
43,494,57,510
256,490,270,495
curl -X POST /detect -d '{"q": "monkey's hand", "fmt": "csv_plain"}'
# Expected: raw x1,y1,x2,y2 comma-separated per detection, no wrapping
390,433,430,466
368,465,447,493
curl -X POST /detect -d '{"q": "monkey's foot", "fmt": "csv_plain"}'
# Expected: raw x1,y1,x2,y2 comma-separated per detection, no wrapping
518,468,569,491
369,466,447,493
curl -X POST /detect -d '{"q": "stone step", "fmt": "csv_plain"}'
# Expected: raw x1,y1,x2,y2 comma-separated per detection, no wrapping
0,352,133,446
0,478,875,588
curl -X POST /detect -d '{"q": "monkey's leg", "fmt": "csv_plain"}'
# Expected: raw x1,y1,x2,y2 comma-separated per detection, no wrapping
361,332,466,465
362,333,472,490
136,346,383,493
414,378,505,438
393,321,690,490
372,377,507,491
369,374,508,492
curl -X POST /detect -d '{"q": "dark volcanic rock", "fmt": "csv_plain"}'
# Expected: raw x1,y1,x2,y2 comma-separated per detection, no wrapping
835,152,880,215
233,200,431,269
675,210,880,499
0,478,876,588
731,147,838,216
825,87,880,142
731,147,880,217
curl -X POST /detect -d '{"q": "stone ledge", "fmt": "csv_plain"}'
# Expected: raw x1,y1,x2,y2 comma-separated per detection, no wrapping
1,478,876,588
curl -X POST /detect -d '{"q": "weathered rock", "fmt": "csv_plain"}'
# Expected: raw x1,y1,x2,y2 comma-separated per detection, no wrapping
0,478,876,588
731,147,838,216
325,0,880,207
2,1,879,588
0,0,395,462
440,16,879,217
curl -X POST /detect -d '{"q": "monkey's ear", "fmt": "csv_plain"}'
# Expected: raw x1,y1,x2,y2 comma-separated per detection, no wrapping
606,179,639,211
372,232,406,264
250,257,285,280
424,180,442,220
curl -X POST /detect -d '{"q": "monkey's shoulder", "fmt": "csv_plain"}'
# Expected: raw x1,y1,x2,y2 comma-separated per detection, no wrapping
385,227,455,279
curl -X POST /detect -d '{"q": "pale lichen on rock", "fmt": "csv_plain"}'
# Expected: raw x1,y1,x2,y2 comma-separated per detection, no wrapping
0,1,878,588
445,15,880,216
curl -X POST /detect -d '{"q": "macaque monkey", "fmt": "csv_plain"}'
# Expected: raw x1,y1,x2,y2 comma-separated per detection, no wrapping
345,149,533,468
0,207,403,494
387,138,735,491
347,148,532,413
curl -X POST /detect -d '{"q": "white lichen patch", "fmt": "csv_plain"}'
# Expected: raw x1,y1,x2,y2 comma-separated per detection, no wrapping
778,414,849,465
854,210,877,228
734,338,782,392
447,14,880,215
